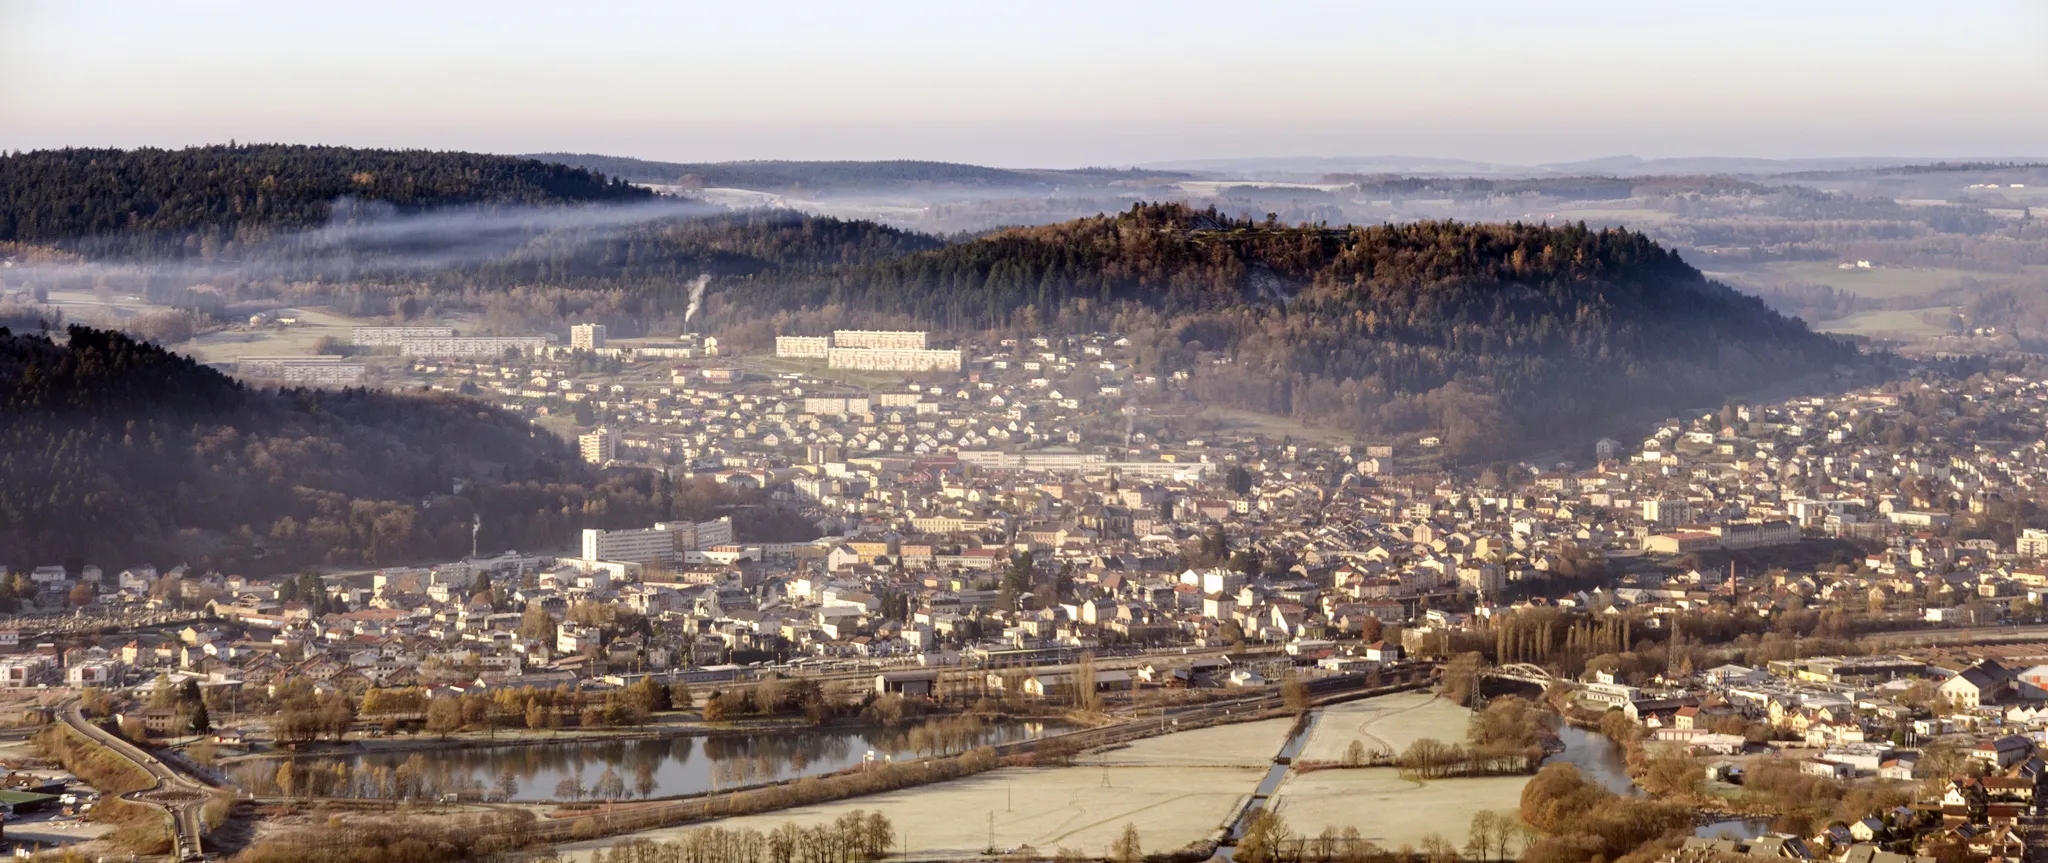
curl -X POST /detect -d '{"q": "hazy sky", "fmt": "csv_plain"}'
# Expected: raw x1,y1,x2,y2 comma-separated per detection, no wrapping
4,0,2046,168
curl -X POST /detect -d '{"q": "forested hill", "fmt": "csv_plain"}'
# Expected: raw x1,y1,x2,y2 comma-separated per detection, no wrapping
720,203,1857,457
0,145,650,258
524,153,1186,193
0,326,686,573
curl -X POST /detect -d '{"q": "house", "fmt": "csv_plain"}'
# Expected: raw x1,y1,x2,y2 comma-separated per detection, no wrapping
1939,661,2010,708
1971,736,2033,770
1361,641,1404,663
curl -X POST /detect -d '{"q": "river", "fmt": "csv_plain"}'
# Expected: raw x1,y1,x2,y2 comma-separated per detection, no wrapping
233,719,1055,802
1547,723,1637,795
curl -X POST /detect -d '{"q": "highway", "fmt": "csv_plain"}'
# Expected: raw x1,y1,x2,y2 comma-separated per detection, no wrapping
58,697,213,861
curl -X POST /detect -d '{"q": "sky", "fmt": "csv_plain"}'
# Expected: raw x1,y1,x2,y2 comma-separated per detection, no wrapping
4,0,2046,168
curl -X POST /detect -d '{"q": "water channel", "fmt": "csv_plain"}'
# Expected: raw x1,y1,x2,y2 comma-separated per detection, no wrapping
235,719,1055,802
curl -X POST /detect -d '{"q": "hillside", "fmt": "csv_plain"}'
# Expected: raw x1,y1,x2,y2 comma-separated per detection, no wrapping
0,144,651,258
0,326,801,575
719,203,1858,457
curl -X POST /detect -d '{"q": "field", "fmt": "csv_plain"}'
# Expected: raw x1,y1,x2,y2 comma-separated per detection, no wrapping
556,764,1265,861
1295,693,1469,762
559,716,1294,861
1820,308,1953,339
1270,770,1528,850
1701,261,1980,299
1269,693,1527,849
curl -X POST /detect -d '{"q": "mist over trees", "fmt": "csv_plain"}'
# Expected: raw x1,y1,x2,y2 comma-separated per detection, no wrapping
0,325,806,571
0,144,650,258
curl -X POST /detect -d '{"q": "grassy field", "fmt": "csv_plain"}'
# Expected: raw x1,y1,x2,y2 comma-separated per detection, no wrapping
1702,261,1980,299
1295,693,1468,762
1271,769,1528,850
1820,308,1954,339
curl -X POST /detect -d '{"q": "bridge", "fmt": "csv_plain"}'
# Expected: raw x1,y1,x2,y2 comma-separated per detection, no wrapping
1482,663,1557,686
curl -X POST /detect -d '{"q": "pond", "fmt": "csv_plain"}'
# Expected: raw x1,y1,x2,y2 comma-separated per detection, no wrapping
1695,819,1771,841
231,717,1055,802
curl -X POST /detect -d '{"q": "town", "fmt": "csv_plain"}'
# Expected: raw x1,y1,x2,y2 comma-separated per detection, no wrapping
8,325,2048,863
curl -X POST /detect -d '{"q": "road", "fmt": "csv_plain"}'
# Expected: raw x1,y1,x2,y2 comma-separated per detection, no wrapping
59,697,213,860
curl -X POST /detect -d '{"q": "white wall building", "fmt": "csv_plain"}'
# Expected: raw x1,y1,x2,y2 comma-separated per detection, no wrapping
352,326,455,345
571,323,608,351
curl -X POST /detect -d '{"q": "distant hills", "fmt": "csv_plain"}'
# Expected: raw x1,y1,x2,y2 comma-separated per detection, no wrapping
1132,154,2048,181
522,153,1187,193
0,145,1863,462
0,144,649,258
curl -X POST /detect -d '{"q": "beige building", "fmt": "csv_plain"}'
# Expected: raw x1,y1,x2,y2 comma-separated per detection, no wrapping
775,336,830,358
826,346,963,372
351,326,455,345
571,323,608,350
579,428,615,465
833,330,928,350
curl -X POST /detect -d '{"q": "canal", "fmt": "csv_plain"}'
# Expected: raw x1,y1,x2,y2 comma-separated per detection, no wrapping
233,718,1055,802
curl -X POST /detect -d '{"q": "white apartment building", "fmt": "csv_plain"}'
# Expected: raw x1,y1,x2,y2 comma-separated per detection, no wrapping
833,330,928,350
826,346,963,372
234,356,367,386
580,517,733,563
1642,499,1693,527
351,326,455,345
399,335,551,357
775,336,830,358
579,428,615,465
804,395,872,415
2021,528,2048,559
571,323,608,350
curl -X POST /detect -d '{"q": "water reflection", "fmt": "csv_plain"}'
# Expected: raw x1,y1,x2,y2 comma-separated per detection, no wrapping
1544,725,1638,795
231,719,1051,802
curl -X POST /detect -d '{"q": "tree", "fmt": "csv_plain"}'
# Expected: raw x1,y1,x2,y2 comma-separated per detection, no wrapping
1111,822,1143,863
425,695,463,738
1074,652,1101,712
189,699,211,734
1282,674,1312,714
67,583,94,606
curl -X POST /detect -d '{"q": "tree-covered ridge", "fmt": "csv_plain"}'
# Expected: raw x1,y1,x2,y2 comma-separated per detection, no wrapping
525,153,1187,192
0,326,669,571
720,203,1854,456
0,144,651,257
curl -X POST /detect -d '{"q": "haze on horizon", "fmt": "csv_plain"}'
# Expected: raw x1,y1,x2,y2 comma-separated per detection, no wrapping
3,0,2047,169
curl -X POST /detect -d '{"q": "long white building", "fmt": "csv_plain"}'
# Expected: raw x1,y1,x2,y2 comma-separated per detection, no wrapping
234,355,367,386
833,330,927,350
352,326,456,345
775,336,830,358
580,516,735,563
399,335,552,357
827,346,962,372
